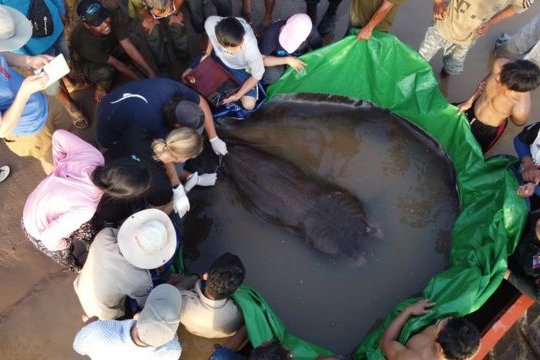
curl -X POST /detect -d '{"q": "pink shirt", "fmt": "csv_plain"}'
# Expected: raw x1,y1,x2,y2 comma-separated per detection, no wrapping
23,130,104,251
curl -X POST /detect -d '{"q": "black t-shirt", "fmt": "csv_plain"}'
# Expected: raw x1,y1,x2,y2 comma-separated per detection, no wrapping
517,122,540,145
259,19,322,57
70,8,130,65
104,124,173,209
509,216,540,279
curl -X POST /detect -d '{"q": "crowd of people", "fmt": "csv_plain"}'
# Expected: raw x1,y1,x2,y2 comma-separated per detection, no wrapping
2,0,540,359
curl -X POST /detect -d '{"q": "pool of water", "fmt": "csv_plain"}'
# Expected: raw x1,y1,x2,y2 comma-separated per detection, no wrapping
183,96,458,354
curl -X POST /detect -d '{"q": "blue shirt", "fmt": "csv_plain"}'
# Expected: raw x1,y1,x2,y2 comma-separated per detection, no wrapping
96,78,200,148
0,55,47,135
0,0,65,55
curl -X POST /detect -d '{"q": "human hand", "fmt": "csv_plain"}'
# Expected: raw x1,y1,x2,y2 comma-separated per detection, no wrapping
517,182,536,197
26,54,54,70
356,26,373,40
474,22,491,37
169,11,184,26
286,57,307,72
522,164,540,184
94,86,107,103
504,269,511,280
19,73,49,97
433,0,447,20
406,299,435,316
172,185,190,217
184,172,217,192
221,92,241,105
210,136,228,155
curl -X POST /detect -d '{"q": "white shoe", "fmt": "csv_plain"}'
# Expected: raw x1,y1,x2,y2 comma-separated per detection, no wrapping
0,166,10,183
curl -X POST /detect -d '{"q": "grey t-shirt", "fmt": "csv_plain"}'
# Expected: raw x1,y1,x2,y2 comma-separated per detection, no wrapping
74,228,153,320
204,16,265,80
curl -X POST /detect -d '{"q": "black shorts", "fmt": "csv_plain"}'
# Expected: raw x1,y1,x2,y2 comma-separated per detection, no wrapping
463,103,507,153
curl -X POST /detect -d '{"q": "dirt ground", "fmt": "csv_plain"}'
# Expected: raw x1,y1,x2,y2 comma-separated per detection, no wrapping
1,0,540,359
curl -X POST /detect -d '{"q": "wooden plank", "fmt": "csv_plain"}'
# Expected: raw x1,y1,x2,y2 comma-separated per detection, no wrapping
473,295,535,360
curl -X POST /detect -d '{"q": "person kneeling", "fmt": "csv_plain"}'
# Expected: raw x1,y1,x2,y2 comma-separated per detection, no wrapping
380,299,480,360
73,284,183,359
174,253,245,338
191,16,264,110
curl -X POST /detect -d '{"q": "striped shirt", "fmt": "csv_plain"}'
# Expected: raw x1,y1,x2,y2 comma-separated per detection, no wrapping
73,319,181,360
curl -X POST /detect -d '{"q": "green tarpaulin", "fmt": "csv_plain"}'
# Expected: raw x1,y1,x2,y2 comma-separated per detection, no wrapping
227,31,528,359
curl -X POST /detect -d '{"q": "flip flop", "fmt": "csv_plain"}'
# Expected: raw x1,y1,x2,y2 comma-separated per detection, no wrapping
70,111,90,129
0,166,11,183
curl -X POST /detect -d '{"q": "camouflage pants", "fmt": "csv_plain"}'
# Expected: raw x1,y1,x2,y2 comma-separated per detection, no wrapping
418,25,473,75
22,217,103,272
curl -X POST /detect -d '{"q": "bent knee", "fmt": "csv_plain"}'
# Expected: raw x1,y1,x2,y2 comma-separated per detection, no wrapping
240,96,256,110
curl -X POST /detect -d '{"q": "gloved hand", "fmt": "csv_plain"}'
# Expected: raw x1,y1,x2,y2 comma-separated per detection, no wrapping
184,172,217,192
172,185,190,218
209,136,228,156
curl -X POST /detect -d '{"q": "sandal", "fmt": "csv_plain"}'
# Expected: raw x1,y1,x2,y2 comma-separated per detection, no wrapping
0,166,10,183
70,110,90,129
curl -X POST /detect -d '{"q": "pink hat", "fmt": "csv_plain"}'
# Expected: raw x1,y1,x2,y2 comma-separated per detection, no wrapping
278,14,313,54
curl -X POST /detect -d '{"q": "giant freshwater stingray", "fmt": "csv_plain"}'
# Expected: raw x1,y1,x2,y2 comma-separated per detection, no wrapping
206,137,382,265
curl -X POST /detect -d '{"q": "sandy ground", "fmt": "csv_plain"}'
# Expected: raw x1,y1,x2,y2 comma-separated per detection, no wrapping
1,0,540,359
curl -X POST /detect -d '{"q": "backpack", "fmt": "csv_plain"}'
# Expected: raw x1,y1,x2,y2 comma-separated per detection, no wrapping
27,0,54,38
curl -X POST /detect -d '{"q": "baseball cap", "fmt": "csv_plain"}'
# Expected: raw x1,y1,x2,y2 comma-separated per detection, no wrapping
137,284,182,347
117,209,177,269
0,5,32,52
278,14,313,54
175,100,205,134
77,0,111,26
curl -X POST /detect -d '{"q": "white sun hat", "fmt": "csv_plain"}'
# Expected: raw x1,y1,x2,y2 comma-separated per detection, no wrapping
0,5,32,52
118,209,177,269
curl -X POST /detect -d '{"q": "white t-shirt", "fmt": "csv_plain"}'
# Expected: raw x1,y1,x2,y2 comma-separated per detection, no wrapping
204,16,265,80
73,319,181,360
179,280,243,338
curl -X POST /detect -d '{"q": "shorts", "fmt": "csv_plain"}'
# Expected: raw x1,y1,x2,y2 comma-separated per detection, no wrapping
4,96,73,174
463,101,508,152
190,54,259,99
418,26,473,75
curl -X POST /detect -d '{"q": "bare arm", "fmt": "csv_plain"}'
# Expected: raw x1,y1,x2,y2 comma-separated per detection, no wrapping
164,162,181,188
263,55,306,71
0,73,49,137
511,94,531,126
106,55,140,80
432,0,447,20
119,38,157,77
380,299,434,360
220,326,247,351
475,5,517,37
198,96,217,139
222,75,259,104
357,0,394,40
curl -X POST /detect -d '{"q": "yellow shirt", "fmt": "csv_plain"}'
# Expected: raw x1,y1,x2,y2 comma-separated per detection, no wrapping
350,0,405,32
434,0,533,46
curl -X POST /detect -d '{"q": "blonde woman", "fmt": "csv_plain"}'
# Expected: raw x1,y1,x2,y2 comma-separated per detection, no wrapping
103,124,214,220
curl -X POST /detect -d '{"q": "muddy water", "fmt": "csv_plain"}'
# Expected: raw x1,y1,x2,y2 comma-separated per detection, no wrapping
183,96,458,354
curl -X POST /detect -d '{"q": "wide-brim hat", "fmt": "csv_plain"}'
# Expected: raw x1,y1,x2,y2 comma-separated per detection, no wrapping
118,209,177,269
278,13,313,54
0,5,32,52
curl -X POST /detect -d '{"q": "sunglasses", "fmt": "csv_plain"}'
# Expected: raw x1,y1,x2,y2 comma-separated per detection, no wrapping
149,2,176,19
